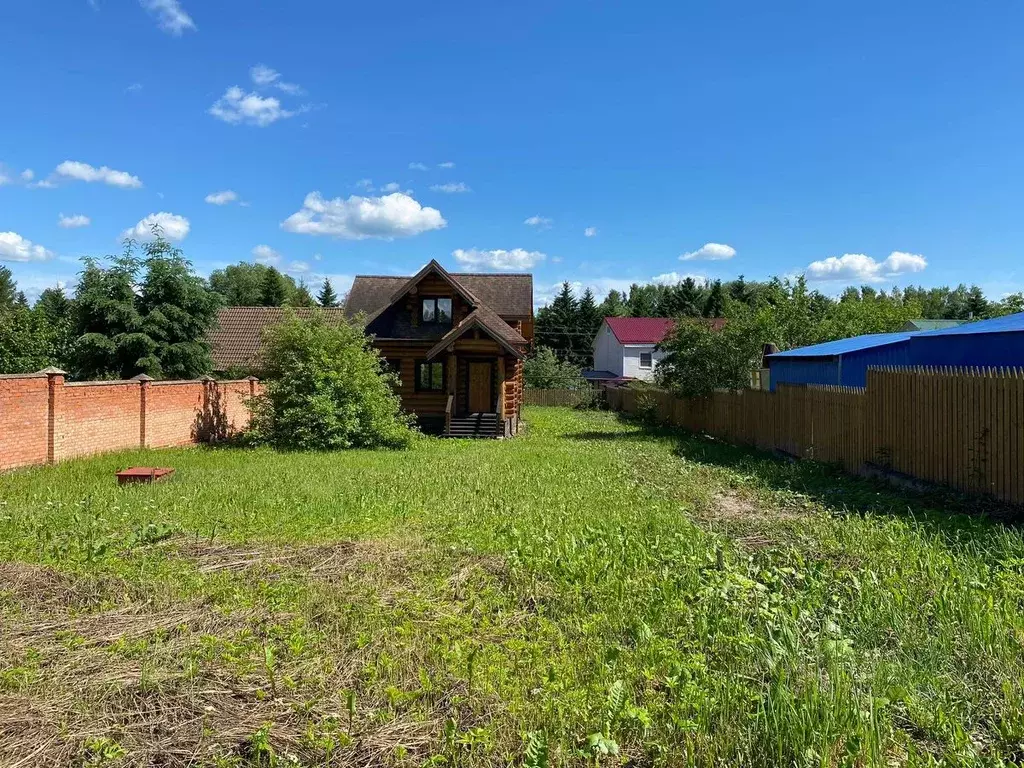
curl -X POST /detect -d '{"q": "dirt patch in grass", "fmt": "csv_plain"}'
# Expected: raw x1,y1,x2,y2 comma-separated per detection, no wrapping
691,492,811,551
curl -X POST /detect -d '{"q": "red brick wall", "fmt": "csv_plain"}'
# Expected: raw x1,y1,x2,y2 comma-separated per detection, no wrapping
0,374,261,472
145,381,206,448
0,375,49,471
63,381,142,460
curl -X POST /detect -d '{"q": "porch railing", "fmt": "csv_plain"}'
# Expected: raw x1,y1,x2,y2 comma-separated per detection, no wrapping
444,394,454,435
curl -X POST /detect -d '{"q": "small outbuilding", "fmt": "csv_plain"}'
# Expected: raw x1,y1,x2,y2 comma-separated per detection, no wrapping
764,332,915,390
909,311,1024,367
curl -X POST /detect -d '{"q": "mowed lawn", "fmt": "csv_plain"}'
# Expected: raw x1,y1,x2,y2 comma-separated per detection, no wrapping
2,408,1024,767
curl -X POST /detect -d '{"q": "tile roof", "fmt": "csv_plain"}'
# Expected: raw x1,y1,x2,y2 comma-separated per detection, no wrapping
209,307,349,370
604,317,676,344
346,271,533,318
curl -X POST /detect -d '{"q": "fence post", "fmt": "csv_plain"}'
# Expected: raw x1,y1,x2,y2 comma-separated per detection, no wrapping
39,367,66,464
132,374,154,448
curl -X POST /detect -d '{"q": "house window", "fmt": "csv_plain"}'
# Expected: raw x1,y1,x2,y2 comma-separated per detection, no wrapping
639,352,653,369
421,297,453,325
416,360,445,391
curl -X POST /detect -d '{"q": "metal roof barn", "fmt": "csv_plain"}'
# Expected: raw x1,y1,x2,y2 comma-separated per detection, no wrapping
908,311,1024,367
764,332,914,390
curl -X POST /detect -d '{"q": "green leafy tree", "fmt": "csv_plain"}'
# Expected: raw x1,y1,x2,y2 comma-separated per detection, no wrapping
626,283,659,317
657,316,766,397
72,236,221,380
317,278,339,307
210,262,297,306
524,346,586,389
246,311,414,450
0,304,63,373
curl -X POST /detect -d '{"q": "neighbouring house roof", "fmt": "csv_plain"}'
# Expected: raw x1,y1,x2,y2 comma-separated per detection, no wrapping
765,332,915,360
346,268,534,319
913,311,1024,337
582,370,620,380
602,316,726,345
425,305,529,360
209,307,349,370
900,319,966,332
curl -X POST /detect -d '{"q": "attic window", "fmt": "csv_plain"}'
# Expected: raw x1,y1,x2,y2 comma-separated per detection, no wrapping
421,297,452,325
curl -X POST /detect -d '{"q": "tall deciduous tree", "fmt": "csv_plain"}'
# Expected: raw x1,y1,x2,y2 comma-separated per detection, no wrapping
210,262,297,306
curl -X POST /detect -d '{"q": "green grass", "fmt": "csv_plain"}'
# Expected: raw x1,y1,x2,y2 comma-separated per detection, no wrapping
1,406,1023,767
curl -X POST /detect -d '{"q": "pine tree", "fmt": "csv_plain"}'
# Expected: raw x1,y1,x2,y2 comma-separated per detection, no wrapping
288,280,316,307
536,282,580,363
703,280,725,318
598,289,628,317
576,288,601,365
317,278,339,307
260,267,290,306
0,266,17,311
675,278,704,317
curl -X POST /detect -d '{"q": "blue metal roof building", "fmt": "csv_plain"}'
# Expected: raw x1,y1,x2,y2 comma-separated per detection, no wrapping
765,332,915,390
908,311,1024,367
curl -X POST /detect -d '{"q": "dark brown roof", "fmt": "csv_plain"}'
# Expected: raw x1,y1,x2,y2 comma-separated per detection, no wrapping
346,271,533,318
426,306,529,361
209,307,348,370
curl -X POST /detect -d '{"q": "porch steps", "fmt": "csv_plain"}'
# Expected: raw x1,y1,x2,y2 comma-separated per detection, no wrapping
445,413,500,439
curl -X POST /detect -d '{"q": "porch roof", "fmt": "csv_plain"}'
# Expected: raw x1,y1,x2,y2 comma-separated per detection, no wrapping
425,306,528,361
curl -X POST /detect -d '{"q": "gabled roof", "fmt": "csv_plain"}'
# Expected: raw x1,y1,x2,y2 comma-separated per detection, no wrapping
425,305,528,360
765,332,915,360
604,317,676,345
365,260,480,325
913,311,1024,337
209,307,349,369
346,268,533,319
900,319,965,332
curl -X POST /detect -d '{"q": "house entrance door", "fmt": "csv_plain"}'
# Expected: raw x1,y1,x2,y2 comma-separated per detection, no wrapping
468,362,492,413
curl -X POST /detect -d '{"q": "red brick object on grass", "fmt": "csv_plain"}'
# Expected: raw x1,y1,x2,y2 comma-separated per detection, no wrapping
116,467,175,485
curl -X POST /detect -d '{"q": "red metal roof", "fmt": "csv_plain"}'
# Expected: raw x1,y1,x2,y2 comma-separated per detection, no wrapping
604,317,676,344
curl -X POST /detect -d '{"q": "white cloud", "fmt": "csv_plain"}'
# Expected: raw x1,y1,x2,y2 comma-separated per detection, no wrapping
430,182,471,193
381,182,401,193
0,232,55,262
452,248,546,271
121,212,190,242
58,214,91,229
20,169,34,182
355,178,374,190
209,87,294,126
584,226,598,237
679,242,736,261
524,215,553,229
30,179,57,189
249,64,303,95
281,191,446,240
125,83,143,93
252,244,281,265
438,161,455,169
408,162,428,171
805,251,928,282
286,261,310,274
139,0,195,35
55,160,142,188
205,189,239,205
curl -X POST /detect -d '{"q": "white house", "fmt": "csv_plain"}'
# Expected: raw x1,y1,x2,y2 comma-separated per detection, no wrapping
589,317,675,382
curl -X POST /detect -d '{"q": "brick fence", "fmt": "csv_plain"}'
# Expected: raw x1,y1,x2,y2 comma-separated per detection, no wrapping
0,369,260,472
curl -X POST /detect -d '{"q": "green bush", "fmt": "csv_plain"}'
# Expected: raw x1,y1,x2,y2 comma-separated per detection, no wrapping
246,311,415,450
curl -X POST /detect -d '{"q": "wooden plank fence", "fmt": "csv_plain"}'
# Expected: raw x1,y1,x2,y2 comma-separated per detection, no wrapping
604,367,1024,505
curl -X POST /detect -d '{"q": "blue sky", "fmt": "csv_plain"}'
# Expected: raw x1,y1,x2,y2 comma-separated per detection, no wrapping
2,1,1024,306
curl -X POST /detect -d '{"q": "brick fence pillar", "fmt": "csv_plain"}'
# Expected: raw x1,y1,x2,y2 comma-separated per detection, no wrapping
132,374,154,448
39,367,66,464
247,375,259,399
